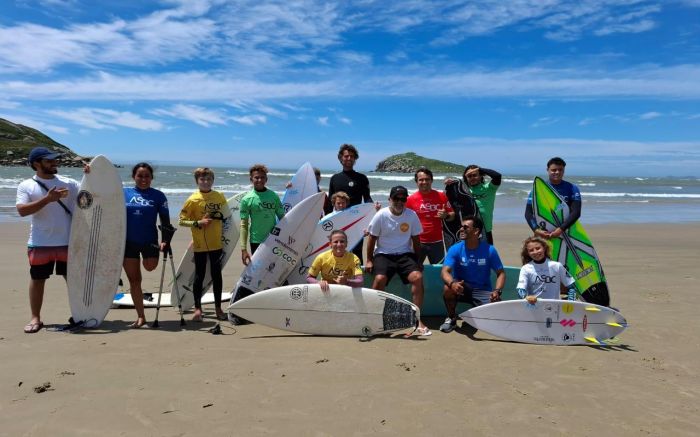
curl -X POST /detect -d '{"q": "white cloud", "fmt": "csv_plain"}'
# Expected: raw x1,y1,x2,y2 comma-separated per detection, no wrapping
639,111,662,120
316,116,329,126
338,116,352,125
4,64,700,102
48,108,164,131
0,100,20,109
0,114,69,135
152,104,227,127
227,100,286,118
230,114,267,125
531,117,561,128
0,0,671,75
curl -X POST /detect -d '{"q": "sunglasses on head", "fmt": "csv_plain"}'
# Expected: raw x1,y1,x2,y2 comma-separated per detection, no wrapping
392,197,407,202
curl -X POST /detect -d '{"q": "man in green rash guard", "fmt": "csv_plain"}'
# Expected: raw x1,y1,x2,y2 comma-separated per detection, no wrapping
240,164,285,266
445,165,502,245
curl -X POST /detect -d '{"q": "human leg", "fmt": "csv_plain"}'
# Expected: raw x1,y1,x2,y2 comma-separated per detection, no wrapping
27,278,46,332
123,257,147,328
192,251,208,321
26,247,60,332
208,249,225,319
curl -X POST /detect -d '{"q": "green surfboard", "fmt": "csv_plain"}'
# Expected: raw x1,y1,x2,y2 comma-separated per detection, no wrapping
531,177,610,306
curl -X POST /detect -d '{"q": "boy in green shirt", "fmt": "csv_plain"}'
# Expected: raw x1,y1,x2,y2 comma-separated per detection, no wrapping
239,164,285,266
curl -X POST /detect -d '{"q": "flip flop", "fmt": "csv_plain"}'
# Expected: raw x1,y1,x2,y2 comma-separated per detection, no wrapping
24,322,44,334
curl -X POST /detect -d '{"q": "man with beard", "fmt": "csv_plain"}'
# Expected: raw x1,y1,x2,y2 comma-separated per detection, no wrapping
16,147,84,333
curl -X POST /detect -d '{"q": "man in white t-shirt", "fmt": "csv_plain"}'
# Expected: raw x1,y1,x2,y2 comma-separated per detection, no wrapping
16,147,82,333
365,185,430,336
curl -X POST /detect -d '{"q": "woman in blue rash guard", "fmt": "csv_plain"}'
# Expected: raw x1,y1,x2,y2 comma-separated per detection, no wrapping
122,163,170,328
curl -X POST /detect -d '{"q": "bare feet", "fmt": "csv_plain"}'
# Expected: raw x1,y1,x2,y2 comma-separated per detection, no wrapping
128,318,147,329
192,308,203,322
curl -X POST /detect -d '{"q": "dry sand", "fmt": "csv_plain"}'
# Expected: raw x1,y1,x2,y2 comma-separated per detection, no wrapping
1,222,698,436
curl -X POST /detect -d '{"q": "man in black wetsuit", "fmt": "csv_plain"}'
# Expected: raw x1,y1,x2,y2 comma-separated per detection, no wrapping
328,143,375,263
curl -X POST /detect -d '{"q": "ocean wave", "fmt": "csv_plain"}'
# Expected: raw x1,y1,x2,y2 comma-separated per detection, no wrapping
226,170,300,178
594,200,651,203
367,174,414,182
585,192,700,199
578,183,596,187
503,178,532,184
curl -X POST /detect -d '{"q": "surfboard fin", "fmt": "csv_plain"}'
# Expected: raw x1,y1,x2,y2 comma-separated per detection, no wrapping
584,337,607,346
606,322,623,327
584,306,601,312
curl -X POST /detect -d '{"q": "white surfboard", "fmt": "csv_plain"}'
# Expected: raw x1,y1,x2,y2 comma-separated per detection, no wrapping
460,299,627,346
112,292,232,308
172,192,244,311
228,284,419,336
281,162,318,213
228,192,326,321
67,155,126,327
285,203,376,285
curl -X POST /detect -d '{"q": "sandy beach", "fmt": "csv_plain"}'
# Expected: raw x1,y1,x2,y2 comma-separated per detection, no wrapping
1,221,698,436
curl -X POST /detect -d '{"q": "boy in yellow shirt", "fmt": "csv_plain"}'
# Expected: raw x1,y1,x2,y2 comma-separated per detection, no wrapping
179,168,230,321
306,230,363,292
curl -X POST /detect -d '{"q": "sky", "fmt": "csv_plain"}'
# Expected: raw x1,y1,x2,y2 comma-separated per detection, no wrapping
1,0,700,176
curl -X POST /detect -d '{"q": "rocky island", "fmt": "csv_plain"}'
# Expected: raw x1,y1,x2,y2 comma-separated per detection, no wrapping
374,152,464,173
0,117,89,167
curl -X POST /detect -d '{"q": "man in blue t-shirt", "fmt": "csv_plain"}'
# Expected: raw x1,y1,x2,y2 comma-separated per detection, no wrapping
439,215,506,333
524,156,582,239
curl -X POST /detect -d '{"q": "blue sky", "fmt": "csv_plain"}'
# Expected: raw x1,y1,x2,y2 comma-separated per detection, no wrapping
1,0,699,176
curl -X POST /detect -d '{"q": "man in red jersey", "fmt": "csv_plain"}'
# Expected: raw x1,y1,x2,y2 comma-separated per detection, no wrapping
406,167,455,264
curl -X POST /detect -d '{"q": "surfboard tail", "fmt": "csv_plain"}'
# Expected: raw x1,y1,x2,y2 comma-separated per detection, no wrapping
580,282,610,307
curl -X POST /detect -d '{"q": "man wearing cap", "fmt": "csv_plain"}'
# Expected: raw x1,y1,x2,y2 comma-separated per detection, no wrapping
16,147,83,333
365,185,431,336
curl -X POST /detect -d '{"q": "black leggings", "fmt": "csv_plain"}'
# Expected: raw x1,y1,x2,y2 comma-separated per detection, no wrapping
193,249,223,309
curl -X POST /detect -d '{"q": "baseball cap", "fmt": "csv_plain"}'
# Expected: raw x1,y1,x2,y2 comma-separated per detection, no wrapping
389,185,409,199
28,147,62,164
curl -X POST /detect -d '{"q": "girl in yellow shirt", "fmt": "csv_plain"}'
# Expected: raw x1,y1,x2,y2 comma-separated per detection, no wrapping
306,230,363,292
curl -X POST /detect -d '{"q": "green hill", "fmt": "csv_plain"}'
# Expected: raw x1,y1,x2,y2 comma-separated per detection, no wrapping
375,152,464,173
0,117,85,166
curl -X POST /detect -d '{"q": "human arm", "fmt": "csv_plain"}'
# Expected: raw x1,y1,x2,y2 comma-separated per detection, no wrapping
16,185,66,217
362,174,373,203
157,192,172,251
275,195,285,220
178,210,211,228
240,217,251,265
550,199,581,238
490,268,506,302
479,167,502,186
441,264,465,295
411,235,423,271
344,254,364,287
364,234,377,274
524,192,550,238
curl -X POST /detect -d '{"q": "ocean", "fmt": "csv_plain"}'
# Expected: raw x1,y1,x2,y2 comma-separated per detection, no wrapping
2,164,699,225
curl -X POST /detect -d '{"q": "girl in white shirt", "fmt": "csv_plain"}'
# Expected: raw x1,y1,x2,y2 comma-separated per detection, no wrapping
517,236,576,304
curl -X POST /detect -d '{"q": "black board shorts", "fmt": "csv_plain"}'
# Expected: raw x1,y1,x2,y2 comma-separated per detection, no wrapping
124,241,159,259
373,253,421,284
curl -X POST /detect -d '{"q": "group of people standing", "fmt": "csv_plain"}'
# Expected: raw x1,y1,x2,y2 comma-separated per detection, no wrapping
17,145,584,337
